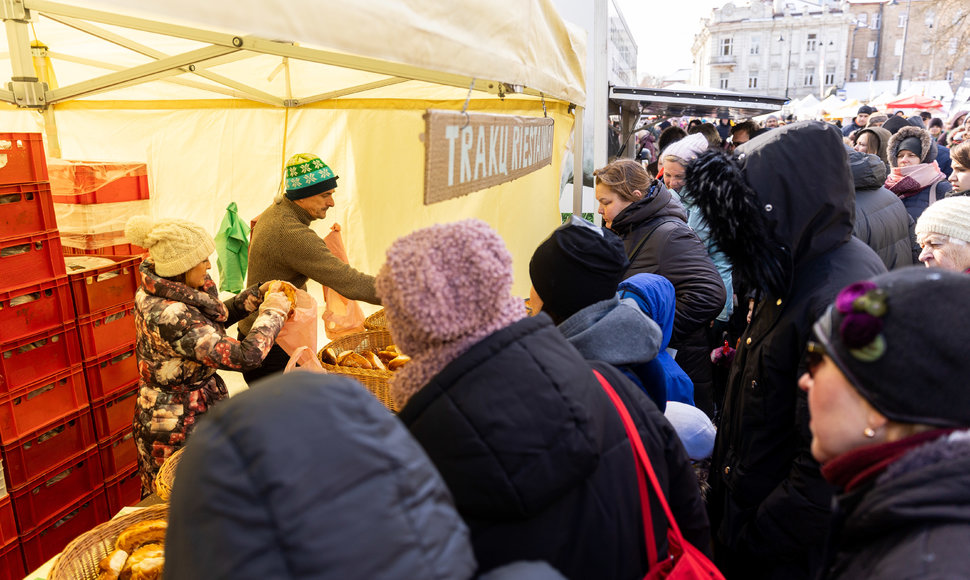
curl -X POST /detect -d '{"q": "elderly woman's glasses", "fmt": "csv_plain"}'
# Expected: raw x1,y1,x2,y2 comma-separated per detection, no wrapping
804,341,826,378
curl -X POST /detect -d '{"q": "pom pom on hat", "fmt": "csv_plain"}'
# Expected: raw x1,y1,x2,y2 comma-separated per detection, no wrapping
284,153,338,200
125,215,215,277
915,196,970,244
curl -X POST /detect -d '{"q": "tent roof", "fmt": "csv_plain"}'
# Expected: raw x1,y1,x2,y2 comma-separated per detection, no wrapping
1,0,586,108
610,85,787,119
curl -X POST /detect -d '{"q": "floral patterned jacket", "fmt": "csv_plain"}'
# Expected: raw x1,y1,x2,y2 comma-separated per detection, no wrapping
132,259,285,494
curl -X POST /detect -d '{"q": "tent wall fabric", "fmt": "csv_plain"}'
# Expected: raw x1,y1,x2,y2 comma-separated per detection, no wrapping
0,0,586,299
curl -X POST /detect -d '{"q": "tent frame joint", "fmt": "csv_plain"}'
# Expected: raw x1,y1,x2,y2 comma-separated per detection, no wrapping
9,78,47,108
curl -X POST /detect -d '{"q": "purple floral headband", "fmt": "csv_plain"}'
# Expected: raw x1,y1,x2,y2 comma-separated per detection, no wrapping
834,281,889,362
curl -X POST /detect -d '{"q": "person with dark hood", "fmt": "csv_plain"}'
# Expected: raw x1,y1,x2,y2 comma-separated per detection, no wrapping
846,145,918,269
595,159,726,418
377,219,712,578
527,217,667,409
683,120,886,579
879,114,910,136
946,140,970,197
801,268,970,580
842,105,876,136
886,125,952,221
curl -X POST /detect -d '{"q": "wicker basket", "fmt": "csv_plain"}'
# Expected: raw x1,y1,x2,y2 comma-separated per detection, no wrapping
49,503,169,580
318,330,399,411
363,308,386,330
153,447,185,501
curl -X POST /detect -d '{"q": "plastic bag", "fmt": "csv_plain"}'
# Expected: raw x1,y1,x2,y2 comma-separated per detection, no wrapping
275,289,325,371
321,224,366,340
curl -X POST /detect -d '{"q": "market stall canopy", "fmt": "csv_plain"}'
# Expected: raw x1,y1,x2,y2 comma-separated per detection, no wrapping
790,93,822,119
609,85,787,119
885,95,944,110
823,99,861,120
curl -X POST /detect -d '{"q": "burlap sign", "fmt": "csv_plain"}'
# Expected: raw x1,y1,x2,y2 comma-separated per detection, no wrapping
424,109,554,205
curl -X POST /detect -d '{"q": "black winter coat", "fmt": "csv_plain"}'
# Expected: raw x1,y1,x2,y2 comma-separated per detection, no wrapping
705,123,886,579
164,373,476,580
399,314,711,580
848,148,917,269
823,431,970,579
899,179,952,222
609,183,725,345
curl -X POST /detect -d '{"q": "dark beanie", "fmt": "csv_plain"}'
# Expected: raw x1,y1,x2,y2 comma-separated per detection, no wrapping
529,217,629,322
907,115,925,128
898,136,923,157
858,105,876,115
881,115,909,135
812,268,970,428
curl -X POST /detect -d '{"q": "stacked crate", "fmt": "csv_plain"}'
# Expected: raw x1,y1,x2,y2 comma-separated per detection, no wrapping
0,133,108,575
50,159,151,256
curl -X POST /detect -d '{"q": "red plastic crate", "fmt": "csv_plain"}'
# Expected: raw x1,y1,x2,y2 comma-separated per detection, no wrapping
20,489,109,571
91,386,138,440
0,230,66,289
0,276,73,343
0,539,25,580
0,497,15,546
0,182,55,239
11,446,102,533
66,254,141,316
63,243,147,256
83,342,138,401
103,464,140,514
98,428,136,480
76,303,136,359
0,366,87,446
51,165,149,205
2,409,96,489
0,133,48,186
0,323,81,396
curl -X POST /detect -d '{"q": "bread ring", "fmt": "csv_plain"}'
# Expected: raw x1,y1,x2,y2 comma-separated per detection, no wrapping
115,520,167,553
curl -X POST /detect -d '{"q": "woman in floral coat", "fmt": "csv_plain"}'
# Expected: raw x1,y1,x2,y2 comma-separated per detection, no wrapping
125,216,292,495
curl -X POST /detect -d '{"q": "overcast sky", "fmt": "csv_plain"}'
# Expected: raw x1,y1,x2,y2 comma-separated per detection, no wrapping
613,0,729,80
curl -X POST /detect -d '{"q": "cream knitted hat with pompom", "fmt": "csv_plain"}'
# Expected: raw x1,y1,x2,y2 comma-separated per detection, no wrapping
125,215,215,277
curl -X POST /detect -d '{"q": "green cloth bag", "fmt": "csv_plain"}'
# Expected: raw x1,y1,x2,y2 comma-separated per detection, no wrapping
214,201,250,292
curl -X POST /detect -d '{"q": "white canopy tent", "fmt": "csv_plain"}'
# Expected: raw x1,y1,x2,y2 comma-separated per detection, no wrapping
0,0,587,298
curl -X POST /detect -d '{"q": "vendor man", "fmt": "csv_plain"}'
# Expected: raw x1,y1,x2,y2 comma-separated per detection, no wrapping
239,153,381,384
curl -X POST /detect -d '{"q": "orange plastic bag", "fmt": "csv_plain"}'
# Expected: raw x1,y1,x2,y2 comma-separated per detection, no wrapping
321,224,366,340
276,289,325,371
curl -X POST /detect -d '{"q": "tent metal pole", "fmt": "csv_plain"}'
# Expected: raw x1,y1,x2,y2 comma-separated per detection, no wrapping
297,79,408,106
572,105,584,217
47,44,238,103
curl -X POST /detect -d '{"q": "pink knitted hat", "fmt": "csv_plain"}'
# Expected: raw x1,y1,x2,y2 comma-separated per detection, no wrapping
376,219,526,408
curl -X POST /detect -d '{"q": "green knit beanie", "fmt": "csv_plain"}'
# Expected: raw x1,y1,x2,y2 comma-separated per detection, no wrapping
284,153,339,200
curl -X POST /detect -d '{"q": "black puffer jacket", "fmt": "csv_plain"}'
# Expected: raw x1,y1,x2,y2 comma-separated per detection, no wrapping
848,147,918,269
165,373,477,580
609,181,725,417
690,122,886,579
399,314,710,580
824,431,970,579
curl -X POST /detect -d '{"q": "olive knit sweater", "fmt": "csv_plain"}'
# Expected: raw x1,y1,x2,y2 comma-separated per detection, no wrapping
239,197,380,335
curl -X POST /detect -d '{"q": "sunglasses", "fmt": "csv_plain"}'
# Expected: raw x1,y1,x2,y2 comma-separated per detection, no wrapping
804,340,826,378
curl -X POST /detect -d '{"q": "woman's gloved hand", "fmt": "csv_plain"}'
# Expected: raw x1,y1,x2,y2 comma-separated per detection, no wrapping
259,281,297,319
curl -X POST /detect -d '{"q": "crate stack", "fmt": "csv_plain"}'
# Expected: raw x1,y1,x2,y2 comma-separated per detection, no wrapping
50,159,151,256
0,133,101,577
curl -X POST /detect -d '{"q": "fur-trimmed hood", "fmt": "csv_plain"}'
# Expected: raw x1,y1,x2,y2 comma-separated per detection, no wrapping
683,121,854,297
888,125,936,166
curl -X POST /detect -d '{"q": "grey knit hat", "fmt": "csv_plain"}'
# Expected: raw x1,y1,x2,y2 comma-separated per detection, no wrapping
812,267,970,428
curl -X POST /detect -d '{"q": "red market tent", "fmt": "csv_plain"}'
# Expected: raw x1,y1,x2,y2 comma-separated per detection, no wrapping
885,95,944,110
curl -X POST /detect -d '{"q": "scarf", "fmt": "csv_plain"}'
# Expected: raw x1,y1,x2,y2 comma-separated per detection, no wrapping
821,428,956,492
884,161,945,198
139,259,229,322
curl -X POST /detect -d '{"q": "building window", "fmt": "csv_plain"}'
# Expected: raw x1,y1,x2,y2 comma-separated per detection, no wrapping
750,35,760,55
946,69,954,81
748,72,759,88
894,39,904,56
858,13,867,26
924,11,935,28
893,71,900,81
721,37,734,56
852,58,859,70
867,41,878,58
917,70,928,81
719,73,729,89
850,72,858,80
922,41,932,55
825,66,836,85
866,70,875,81
873,13,881,29
806,33,817,52
804,68,815,86
949,38,958,55
898,13,907,27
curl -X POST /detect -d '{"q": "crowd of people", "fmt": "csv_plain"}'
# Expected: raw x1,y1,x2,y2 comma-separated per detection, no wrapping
117,103,970,579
